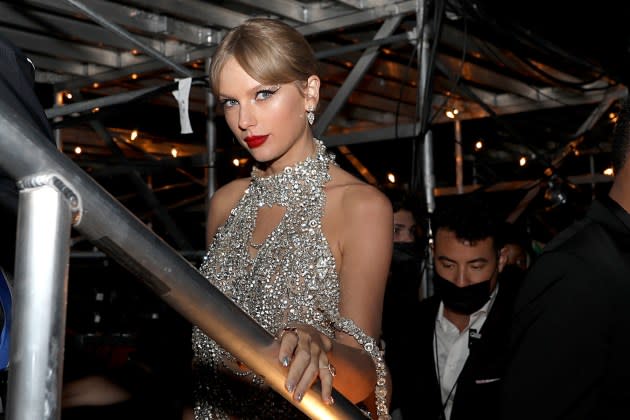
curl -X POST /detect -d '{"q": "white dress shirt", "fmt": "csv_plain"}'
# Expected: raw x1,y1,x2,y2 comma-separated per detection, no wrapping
433,286,499,420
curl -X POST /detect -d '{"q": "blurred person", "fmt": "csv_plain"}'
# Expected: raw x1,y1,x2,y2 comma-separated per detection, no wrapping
192,18,393,419
500,222,531,272
498,222,532,287
381,189,427,418
503,241,528,271
500,99,630,419
382,188,426,324
391,191,421,244
390,194,521,420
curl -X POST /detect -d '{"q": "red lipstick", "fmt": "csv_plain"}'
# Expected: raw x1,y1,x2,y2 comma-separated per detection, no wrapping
244,135,268,149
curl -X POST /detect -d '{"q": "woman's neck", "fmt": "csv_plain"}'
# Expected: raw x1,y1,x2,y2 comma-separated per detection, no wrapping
259,136,316,175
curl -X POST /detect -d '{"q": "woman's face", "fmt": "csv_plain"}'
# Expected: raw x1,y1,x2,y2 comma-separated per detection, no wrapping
216,57,319,168
393,209,417,243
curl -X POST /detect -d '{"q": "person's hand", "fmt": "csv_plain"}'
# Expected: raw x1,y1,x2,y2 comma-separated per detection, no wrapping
277,323,336,405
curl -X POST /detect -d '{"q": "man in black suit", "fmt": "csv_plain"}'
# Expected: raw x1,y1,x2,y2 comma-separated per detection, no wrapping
500,100,630,419
389,195,520,420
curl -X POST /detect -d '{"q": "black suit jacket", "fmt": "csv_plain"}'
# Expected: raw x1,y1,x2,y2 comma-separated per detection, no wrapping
390,274,521,420
500,197,630,420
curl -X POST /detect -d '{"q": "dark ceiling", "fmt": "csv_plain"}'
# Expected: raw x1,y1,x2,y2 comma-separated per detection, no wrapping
2,0,629,249
480,0,630,86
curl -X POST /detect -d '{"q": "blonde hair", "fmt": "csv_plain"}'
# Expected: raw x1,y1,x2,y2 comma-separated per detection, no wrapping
210,18,319,96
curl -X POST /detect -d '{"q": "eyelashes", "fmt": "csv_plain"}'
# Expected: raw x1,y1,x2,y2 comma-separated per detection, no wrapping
220,85,281,108
256,85,280,100
220,98,238,107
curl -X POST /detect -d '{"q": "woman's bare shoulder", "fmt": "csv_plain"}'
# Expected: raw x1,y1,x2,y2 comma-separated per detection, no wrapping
211,177,251,205
207,177,251,239
327,166,391,215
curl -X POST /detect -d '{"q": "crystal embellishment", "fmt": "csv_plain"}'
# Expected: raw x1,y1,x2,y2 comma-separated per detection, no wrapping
192,139,389,419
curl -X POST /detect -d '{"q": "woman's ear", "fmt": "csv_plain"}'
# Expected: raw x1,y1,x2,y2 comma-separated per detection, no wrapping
497,246,508,273
305,75,320,110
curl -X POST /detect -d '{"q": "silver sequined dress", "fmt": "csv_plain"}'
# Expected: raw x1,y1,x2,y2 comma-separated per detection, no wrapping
192,139,389,420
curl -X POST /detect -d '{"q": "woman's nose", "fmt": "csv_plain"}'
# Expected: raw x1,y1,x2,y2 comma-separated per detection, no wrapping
238,103,256,130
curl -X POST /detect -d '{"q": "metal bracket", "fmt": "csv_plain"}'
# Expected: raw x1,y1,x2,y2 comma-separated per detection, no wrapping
16,174,82,225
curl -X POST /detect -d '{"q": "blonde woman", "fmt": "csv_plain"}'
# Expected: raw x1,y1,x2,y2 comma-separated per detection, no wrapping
192,18,393,419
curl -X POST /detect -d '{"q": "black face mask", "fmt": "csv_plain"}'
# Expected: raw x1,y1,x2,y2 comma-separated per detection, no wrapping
392,242,420,264
432,271,492,315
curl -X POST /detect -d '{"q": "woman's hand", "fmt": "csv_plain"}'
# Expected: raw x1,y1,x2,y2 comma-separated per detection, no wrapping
277,324,336,405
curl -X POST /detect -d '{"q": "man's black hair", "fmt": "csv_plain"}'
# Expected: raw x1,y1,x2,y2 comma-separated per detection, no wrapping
431,193,503,251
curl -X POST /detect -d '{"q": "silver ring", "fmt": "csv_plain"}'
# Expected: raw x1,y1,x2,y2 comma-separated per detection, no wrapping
320,362,336,377
279,327,299,341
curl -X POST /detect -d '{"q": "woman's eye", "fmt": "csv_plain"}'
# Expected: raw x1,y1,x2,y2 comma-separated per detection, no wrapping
256,87,279,101
221,98,238,108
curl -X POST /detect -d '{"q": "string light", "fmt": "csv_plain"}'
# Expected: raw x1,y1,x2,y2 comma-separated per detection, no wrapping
603,167,614,176
519,156,527,167
445,108,460,119
92,82,100,89
131,73,138,80
386,172,396,184
474,140,483,151
171,147,178,158
232,158,240,167
130,130,138,141
74,146,82,155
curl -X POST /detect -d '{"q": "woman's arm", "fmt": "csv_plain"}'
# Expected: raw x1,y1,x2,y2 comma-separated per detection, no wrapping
278,183,393,405
332,183,393,400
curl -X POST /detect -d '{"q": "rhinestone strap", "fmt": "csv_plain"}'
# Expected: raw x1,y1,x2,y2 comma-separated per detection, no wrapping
332,315,391,420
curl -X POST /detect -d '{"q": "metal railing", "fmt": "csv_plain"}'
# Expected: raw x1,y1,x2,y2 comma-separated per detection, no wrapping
0,96,365,419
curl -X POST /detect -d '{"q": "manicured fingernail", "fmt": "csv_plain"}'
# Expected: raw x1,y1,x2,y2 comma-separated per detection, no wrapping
296,392,303,402
286,382,295,393
281,356,290,367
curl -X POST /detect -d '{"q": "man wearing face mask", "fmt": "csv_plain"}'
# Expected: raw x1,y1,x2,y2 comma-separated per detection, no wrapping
390,194,522,420
380,188,426,418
